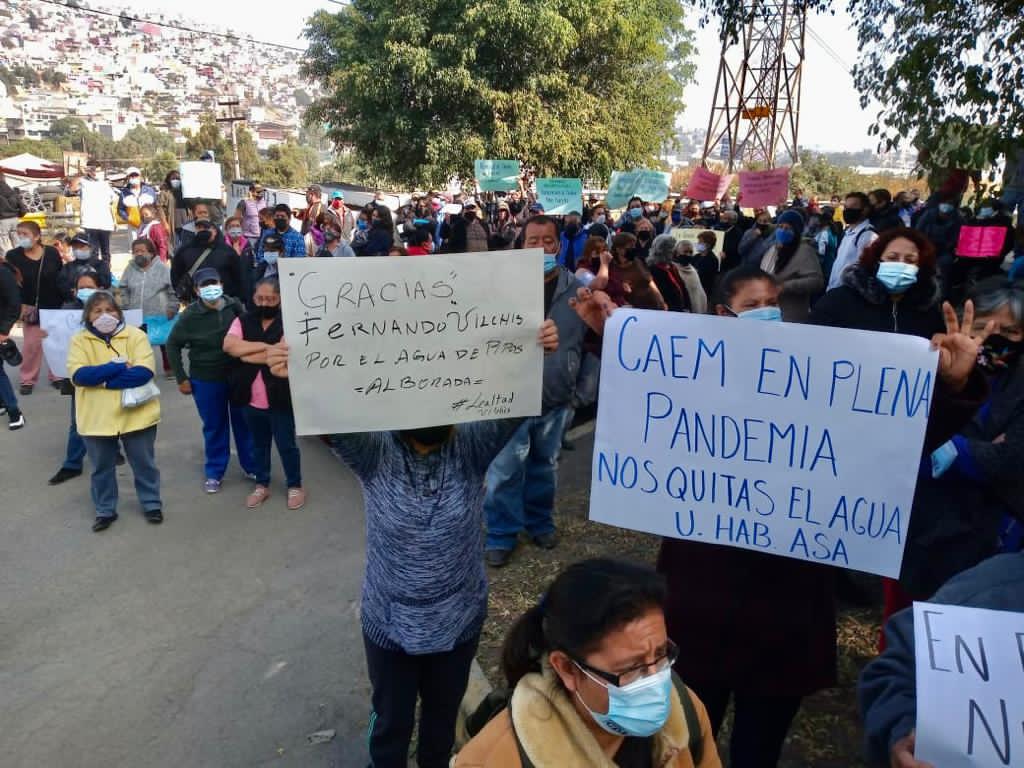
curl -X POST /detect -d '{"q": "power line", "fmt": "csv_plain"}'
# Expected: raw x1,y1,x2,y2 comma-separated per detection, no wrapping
34,0,308,53
806,24,852,72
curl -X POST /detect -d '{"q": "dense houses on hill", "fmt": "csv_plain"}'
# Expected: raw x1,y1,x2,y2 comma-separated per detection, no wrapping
0,0,309,149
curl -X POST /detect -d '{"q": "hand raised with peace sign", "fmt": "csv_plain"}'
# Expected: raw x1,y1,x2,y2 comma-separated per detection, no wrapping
930,300,994,393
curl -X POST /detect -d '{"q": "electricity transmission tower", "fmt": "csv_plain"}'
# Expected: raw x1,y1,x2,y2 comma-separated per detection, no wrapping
701,0,807,171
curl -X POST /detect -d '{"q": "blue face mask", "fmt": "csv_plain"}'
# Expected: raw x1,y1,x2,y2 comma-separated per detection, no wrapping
629,208,643,220
875,262,918,293
76,288,96,303
938,203,955,215
734,306,783,322
671,212,682,224
264,252,280,265
543,253,559,273
774,228,796,246
357,220,368,231
574,664,673,738
199,284,223,302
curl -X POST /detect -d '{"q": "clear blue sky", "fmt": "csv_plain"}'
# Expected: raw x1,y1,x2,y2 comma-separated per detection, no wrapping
127,0,876,153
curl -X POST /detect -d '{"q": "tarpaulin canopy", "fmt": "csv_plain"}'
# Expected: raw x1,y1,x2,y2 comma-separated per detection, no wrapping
0,152,63,180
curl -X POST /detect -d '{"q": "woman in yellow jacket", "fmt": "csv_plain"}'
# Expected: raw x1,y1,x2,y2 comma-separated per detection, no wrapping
67,291,163,532
455,559,720,768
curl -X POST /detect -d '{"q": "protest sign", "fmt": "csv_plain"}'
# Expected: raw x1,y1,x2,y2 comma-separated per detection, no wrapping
914,602,1024,767
179,161,222,199
606,169,672,209
956,226,1007,258
536,178,583,216
685,167,735,202
590,310,937,577
475,160,521,192
40,310,144,378
278,251,545,434
670,228,725,256
739,167,790,207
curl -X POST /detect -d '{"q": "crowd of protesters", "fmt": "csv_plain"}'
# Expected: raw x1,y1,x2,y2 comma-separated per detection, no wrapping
0,160,1022,768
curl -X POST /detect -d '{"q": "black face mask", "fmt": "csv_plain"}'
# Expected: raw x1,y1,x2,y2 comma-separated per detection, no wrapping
274,219,290,231
401,425,452,447
843,208,863,225
464,211,477,221
564,223,580,237
324,230,340,242
509,201,524,215
977,334,1024,373
675,253,695,266
757,223,771,234
195,230,214,245
257,305,281,320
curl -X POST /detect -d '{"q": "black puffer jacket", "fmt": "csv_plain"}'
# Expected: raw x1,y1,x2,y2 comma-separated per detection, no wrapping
808,264,945,338
0,261,20,335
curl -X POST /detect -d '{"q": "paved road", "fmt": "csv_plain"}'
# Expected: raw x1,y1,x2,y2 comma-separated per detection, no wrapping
0,250,372,767
0,247,599,768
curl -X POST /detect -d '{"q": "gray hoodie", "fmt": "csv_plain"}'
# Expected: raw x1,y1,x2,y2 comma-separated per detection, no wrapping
119,259,176,318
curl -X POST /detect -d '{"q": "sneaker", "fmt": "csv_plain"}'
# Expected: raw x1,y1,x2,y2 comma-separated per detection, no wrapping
49,467,82,485
164,371,176,381
243,471,258,482
92,516,116,533
532,532,558,550
144,508,163,524
9,412,25,430
0,405,6,416
18,384,32,396
485,548,514,568
50,380,62,390
204,478,222,494
286,487,306,510
246,485,270,509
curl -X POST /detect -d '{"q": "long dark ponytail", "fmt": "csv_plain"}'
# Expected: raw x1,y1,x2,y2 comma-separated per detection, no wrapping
501,558,667,688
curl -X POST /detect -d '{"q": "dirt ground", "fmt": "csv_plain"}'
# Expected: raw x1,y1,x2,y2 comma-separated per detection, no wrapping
478,479,882,768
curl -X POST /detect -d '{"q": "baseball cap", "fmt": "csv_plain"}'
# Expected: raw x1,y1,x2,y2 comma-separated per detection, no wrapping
199,150,215,161
529,202,545,213
306,184,322,194
330,190,344,200
69,232,91,247
463,198,478,208
125,166,141,177
193,267,221,286
261,234,283,252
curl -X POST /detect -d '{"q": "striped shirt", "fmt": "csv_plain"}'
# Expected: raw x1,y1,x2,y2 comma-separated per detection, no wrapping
329,422,519,654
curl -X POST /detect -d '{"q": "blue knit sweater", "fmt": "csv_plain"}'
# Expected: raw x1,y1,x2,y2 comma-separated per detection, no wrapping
329,421,520,655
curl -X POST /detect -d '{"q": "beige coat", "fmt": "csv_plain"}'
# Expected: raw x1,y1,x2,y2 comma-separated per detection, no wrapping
761,241,823,323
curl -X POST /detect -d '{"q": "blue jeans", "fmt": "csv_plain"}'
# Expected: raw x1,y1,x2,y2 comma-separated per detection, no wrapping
191,378,255,480
244,406,301,489
484,406,569,551
82,426,161,519
0,363,17,413
63,393,87,471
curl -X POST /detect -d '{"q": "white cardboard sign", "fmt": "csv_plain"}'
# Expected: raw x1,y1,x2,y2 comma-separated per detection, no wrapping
179,161,222,199
590,309,938,577
40,310,144,378
279,251,545,434
914,602,1024,768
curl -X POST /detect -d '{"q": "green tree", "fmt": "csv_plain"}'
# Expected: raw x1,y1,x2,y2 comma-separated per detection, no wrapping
144,151,180,184
790,151,860,198
688,0,1022,170
234,125,261,179
259,140,319,188
49,117,92,149
183,114,232,164
118,125,177,159
0,138,64,162
303,0,694,187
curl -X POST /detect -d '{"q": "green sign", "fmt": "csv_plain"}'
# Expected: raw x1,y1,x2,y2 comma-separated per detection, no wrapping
605,169,671,208
535,178,583,216
474,160,521,192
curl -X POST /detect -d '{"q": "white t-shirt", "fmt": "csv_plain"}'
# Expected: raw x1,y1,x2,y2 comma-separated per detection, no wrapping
80,179,117,231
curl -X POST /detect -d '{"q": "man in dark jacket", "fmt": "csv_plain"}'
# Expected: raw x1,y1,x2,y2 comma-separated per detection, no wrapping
859,552,1024,768
171,218,243,300
58,232,111,301
446,199,490,252
483,216,588,567
0,258,24,428
0,172,25,253
868,189,904,234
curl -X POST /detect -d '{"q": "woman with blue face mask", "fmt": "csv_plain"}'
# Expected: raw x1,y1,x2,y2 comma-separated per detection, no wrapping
758,209,824,322
455,558,720,768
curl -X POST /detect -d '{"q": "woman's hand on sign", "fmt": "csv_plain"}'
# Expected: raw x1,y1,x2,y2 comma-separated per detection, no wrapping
889,731,933,768
267,341,290,378
538,319,559,355
570,287,616,336
931,300,993,393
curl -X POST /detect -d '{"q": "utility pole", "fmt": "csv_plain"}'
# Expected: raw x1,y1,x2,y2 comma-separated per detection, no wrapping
215,99,244,180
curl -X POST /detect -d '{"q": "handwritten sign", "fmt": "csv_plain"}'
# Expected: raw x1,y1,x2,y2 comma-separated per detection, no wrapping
589,310,937,577
279,252,545,434
180,161,222,200
739,167,790,207
914,602,1024,767
685,167,735,202
670,228,725,256
606,170,672,208
475,160,521,192
536,178,583,216
40,310,143,378
956,226,1006,258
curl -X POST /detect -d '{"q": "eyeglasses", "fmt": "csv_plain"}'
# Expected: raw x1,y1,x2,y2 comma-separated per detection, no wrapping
572,639,679,688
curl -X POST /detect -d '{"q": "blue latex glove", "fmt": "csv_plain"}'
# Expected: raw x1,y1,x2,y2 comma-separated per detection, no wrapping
930,440,958,478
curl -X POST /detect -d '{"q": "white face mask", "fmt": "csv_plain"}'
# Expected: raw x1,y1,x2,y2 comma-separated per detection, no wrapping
695,243,707,253
73,248,92,260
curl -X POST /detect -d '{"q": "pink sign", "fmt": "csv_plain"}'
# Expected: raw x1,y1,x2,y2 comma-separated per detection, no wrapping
685,167,734,202
738,167,791,207
956,225,1006,258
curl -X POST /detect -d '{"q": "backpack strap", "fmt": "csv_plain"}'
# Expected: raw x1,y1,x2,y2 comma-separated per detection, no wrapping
509,708,535,768
188,247,214,277
672,674,705,765
853,224,876,249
